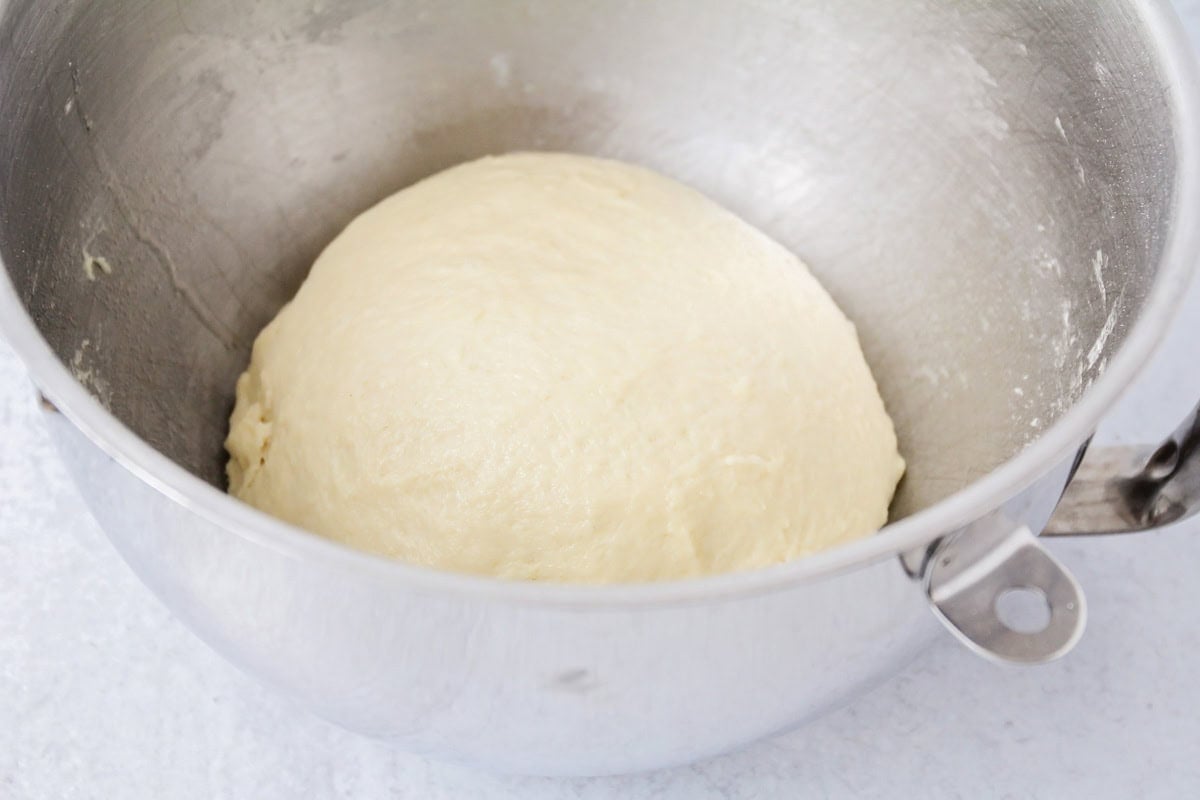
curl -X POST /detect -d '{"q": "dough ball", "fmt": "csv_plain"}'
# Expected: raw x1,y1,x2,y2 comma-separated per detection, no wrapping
225,152,904,583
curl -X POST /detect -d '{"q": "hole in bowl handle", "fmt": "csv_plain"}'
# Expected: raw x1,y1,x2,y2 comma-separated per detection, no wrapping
925,518,1086,665
1044,400,1200,535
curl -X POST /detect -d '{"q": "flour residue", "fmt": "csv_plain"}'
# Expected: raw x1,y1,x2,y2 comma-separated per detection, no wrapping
489,53,512,88
1045,298,1086,422
945,43,1009,140
915,363,951,386
81,219,113,281
70,338,112,408
1091,248,1107,306
82,251,113,281
1054,116,1068,143
1087,292,1124,369
1036,253,1062,277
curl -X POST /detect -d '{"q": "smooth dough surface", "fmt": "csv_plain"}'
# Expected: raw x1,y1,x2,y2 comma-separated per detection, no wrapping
226,152,904,583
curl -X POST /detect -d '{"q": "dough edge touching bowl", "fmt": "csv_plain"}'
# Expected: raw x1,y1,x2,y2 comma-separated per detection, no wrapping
224,151,906,583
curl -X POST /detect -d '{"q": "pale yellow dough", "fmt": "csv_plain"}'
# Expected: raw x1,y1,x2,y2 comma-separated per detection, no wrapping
226,152,904,583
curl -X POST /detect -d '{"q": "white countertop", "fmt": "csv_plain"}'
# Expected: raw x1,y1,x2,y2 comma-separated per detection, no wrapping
5,6,1200,797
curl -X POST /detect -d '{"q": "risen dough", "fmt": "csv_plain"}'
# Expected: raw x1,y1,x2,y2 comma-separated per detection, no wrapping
226,152,904,583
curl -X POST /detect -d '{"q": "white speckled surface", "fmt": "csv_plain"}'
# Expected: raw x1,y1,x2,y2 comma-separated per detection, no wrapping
4,6,1200,796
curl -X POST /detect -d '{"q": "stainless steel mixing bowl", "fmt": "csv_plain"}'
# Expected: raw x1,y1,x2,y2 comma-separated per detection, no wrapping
1,0,1199,776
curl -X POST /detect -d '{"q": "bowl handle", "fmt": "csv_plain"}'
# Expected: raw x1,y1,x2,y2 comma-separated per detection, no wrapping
1043,400,1200,535
924,401,1198,664
924,515,1086,664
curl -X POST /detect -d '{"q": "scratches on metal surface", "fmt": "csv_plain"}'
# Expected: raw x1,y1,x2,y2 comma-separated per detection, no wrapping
67,62,235,349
